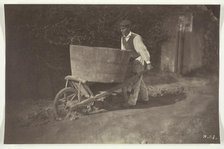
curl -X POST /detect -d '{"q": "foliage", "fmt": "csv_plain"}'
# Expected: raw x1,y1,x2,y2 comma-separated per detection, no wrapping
189,6,219,73
5,5,219,99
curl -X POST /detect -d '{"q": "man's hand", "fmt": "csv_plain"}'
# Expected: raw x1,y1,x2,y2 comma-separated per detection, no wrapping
146,63,153,70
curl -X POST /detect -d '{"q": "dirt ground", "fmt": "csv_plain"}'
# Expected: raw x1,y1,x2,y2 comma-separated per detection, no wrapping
4,72,220,144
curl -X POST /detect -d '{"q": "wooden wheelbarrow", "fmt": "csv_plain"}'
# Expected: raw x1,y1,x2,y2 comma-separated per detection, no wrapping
53,45,144,120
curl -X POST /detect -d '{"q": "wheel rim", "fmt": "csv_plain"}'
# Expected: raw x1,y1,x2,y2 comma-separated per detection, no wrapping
54,88,78,119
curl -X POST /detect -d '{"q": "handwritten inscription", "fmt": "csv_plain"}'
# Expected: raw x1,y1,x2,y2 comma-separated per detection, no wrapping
203,134,218,140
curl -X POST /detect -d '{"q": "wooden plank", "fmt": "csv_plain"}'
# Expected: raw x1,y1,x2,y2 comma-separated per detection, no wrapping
70,45,132,83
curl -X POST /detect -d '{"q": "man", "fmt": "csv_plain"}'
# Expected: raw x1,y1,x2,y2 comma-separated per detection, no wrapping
120,19,152,107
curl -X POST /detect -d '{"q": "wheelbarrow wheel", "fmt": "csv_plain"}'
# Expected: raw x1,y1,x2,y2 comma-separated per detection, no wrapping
53,87,78,120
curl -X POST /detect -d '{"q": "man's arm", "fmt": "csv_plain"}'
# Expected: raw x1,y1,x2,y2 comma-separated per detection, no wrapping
133,35,151,64
121,38,125,50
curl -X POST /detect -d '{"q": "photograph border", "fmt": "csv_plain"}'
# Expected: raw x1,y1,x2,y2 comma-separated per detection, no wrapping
0,0,223,148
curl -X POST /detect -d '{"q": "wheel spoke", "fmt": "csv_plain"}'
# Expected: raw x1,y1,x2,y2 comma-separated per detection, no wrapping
58,97,66,103
66,93,76,101
70,94,77,101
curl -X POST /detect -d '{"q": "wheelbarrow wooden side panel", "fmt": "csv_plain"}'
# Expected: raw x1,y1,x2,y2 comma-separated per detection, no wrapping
70,45,131,83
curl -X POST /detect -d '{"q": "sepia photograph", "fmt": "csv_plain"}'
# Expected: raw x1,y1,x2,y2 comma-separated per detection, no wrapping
3,4,221,144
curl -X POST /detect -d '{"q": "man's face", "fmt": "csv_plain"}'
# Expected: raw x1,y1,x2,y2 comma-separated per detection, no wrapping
120,25,131,37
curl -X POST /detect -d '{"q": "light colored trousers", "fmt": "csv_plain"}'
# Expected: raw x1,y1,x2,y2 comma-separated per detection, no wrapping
123,59,149,105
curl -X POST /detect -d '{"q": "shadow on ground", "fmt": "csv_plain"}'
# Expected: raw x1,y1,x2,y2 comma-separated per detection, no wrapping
89,93,187,114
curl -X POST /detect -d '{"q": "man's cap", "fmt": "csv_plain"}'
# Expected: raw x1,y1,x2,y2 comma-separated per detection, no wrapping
120,20,132,27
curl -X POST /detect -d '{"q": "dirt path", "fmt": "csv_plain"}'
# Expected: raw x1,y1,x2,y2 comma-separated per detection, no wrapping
4,75,219,144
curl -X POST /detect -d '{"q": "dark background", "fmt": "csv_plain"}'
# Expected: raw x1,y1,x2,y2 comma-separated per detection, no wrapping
5,5,219,101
